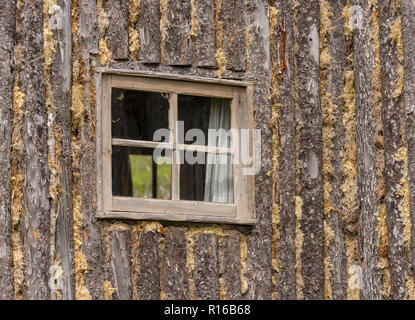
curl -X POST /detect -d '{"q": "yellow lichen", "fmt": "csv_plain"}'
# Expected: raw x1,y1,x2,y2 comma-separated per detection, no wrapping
97,0,112,66
342,0,353,36
129,0,140,60
160,0,170,64
190,0,198,37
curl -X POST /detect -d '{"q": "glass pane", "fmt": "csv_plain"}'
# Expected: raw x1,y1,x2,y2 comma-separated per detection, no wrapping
178,95,231,148
112,89,169,141
179,151,233,203
112,146,171,199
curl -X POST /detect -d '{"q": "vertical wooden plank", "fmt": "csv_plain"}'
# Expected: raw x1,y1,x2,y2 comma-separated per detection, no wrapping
132,230,161,300
222,0,246,71
0,0,15,300
219,234,241,299
379,0,410,300
79,0,99,54
294,0,325,299
161,227,189,299
193,234,219,300
244,0,273,300
402,0,415,278
104,0,129,60
52,0,75,300
193,0,216,67
109,229,133,300
351,0,384,299
319,0,348,300
17,0,51,299
137,0,161,63
163,0,193,66
270,0,297,300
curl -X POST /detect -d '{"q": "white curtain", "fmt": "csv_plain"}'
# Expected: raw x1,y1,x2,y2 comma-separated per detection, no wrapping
204,99,233,203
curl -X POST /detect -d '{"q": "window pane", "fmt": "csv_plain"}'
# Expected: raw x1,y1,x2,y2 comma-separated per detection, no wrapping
112,146,171,199
112,89,169,141
179,151,233,203
178,95,231,148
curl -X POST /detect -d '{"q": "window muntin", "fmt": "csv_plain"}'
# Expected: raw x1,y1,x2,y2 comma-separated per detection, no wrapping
97,71,256,225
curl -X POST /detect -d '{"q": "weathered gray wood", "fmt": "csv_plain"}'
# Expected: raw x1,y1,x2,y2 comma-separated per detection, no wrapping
294,0,325,299
244,0,273,300
351,0,384,299
79,0,99,54
137,0,161,63
320,0,348,300
132,230,161,300
193,234,219,300
109,229,133,300
402,0,415,276
161,227,189,299
222,0,246,71
164,0,192,66
18,0,51,299
270,0,297,300
194,0,216,67
104,0,129,60
52,0,74,300
0,0,15,300
219,234,241,299
379,0,410,300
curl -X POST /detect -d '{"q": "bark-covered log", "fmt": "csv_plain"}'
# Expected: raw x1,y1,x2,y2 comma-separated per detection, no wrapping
402,0,415,279
294,0,325,299
137,0,161,63
351,0,384,299
221,0,246,71
219,234,241,299
319,0,348,300
244,0,273,300
193,233,219,300
270,0,297,300
0,0,15,300
163,0,192,66
17,0,51,299
193,0,216,67
104,0,129,60
51,0,74,300
132,230,161,300
108,229,133,300
161,227,189,299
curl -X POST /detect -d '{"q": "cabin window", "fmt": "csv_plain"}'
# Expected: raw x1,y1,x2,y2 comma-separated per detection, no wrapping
96,70,256,224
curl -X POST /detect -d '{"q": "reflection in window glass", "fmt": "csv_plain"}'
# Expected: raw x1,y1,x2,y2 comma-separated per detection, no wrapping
111,89,169,141
112,146,171,199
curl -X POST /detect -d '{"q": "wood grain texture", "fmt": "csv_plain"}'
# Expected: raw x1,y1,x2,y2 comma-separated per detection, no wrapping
52,0,75,300
161,227,189,299
104,0,129,60
132,230,161,300
193,233,219,300
109,229,133,300
0,0,15,300
137,0,161,63
18,0,51,299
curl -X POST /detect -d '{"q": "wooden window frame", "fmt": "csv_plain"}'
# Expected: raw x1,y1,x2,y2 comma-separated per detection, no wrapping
95,68,256,225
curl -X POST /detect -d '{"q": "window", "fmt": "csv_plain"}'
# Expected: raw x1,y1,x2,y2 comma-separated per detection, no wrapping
96,70,256,224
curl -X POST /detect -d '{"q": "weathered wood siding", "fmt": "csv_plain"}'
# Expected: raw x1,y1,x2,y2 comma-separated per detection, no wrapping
0,0,414,300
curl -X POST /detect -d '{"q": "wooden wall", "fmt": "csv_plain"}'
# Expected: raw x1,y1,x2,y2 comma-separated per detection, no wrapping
0,0,414,300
